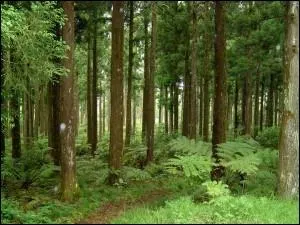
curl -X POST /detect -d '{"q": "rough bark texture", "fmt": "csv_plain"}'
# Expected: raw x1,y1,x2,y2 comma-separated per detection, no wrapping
1,46,5,160
170,84,174,133
91,21,98,156
102,93,105,135
109,1,124,184
211,1,226,181
60,1,78,202
146,2,156,164
142,12,149,142
125,1,134,147
199,77,203,137
189,1,197,140
278,1,299,199
234,77,239,137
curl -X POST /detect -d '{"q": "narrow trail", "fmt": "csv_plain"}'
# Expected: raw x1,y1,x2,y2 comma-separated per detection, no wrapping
76,188,170,224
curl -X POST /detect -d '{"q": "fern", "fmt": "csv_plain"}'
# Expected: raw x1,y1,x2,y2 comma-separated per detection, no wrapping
216,141,261,176
202,180,230,198
164,155,212,179
168,136,211,156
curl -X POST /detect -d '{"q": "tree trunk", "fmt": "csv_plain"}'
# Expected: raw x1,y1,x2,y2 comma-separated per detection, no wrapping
189,1,197,140
74,71,79,137
278,1,299,199
254,64,260,137
242,72,252,136
158,86,162,124
102,93,105,135
142,11,150,142
133,95,136,135
125,1,134,147
203,30,210,142
199,76,203,137
1,46,5,161
182,37,190,137
91,20,98,157
11,90,21,159
164,86,168,134
174,82,179,132
266,73,274,127
60,1,78,202
87,28,92,152
212,1,226,181
170,84,174,133
146,2,156,164
260,76,265,131
274,87,278,126
109,1,124,184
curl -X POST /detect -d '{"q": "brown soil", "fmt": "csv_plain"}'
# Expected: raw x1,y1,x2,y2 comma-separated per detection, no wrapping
76,188,170,224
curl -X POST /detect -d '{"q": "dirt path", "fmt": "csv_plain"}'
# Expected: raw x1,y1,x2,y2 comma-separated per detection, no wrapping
76,188,170,224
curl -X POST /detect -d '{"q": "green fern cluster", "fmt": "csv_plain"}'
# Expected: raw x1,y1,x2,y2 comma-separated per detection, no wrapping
202,180,230,199
164,155,212,180
216,141,261,176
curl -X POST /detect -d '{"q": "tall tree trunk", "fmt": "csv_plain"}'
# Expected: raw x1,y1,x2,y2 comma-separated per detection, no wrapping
1,46,5,161
91,20,98,157
212,1,226,181
260,76,265,131
87,28,92,151
74,71,79,137
133,95,136,135
125,1,134,147
11,90,21,159
266,73,274,127
199,77,203,137
174,82,179,132
254,64,260,137
102,93,105,135
142,11,150,142
278,1,299,199
242,72,252,136
203,31,210,142
60,1,77,202
146,1,156,164
274,87,278,126
170,84,174,133
182,34,190,137
48,22,61,166
99,94,102,140
189,1,197,140
164,86,168,134
34,89,41,138
158,86,162,124
109,1,124,184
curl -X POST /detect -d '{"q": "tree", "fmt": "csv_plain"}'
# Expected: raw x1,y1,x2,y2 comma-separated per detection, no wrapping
125,1,134,147
146,1,156,164
211,1,226,181
278,1,299,199
109,1,124,184
59,1,78,201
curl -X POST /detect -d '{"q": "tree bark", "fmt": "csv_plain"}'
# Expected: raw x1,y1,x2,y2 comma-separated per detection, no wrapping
242,72,252,136
254,64,260,137
189,1,197,140
174,82,179,132
182,36,190,137
212,1,226,181
125,1,134,147
91,19,98,157
146,1,156,164
60,1,78,202
142,10,150,142
266,73,274,127
87,27,92,152
278,1,299,199
11,90,21,159
234,77,239,137
199,76,203,137
109,1,124,184
164,86,169,134
260,76,265,131
203,30,210,142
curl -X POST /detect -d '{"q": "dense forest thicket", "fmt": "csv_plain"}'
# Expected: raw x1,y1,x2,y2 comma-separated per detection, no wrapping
1,1,299,224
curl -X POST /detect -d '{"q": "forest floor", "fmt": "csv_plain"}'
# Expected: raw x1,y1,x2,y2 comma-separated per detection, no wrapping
77,187,171,224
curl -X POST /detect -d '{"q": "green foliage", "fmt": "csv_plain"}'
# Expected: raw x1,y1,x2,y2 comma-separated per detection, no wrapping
202,181,230,199
121,166,152,182
123,144,147,168
164,154,212,181
256,126,280,149
217,140,261,176
112,195,299,224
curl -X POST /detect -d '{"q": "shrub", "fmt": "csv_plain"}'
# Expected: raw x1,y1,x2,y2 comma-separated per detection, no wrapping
255,126,280,149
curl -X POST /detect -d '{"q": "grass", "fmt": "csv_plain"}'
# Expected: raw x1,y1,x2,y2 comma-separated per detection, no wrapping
112,195,299,224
